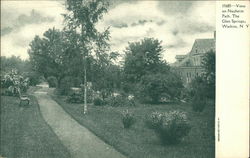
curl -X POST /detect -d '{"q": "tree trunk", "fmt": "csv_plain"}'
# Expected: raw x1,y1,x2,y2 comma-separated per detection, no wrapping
82,24,87,115
83,66,87,114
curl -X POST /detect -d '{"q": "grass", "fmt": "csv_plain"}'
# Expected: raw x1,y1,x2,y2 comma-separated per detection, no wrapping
0,95,71,158
52,94,215,158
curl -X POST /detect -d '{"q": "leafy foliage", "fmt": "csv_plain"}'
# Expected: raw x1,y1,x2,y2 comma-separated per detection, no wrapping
122,110,136,129
91,62,122,99
1,56,41,86
123,38,182,103
47,76,58,88
58,76,74,95
188,76,207,112
123,38,165,84
67,92,83,103
137,73,183,103
105,95,135,107
1,56,31,73
202,50,215,99
187,50,215,112
93,97,105,106
145,112,164,129
146,111,191,145
28,28,85,82
1,69,29,96
25,71,42,86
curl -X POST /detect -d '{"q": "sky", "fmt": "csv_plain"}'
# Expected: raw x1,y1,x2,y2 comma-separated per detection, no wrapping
1,0,215,63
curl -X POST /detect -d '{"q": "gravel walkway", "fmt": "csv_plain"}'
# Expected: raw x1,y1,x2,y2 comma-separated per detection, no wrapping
33,85,126,158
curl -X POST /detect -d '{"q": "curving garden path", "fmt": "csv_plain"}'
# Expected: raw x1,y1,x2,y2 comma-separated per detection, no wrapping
33,84,126,158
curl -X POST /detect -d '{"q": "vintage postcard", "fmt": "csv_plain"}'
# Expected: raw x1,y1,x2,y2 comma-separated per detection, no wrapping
0,0,249,158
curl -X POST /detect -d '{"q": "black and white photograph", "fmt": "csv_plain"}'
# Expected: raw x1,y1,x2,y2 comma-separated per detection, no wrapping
1,0,237,158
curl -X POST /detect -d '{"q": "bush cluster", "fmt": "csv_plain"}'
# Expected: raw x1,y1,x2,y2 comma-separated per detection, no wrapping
93,97,105,106
122,110,136,129
134,73,183,104
1,70,29,96
57,76,82,95
146,110,191,145
145,111,164,129
66,92,83,103
47,76,58,88
66,87,93,104
105,95,135,107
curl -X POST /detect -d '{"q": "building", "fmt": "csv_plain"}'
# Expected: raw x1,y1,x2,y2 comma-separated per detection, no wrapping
172,32,216,85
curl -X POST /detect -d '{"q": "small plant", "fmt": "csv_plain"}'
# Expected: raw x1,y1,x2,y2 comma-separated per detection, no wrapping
122,110,136,129
146,110,191,145
93,97,105,106
47,76,58,88
145,111,164,129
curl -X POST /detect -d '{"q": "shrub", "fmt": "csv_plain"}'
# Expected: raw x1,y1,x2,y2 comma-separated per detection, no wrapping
25,71,41,86
188,76,207,112
105,95,135,107
136,73,183,104
191,95,206,112
58,76,73,95
47,76,58,88
19,78,29,93
93,97,105,106
66,92,83,103
145,112,164,129
1,70,29,95
122,110,136,129
146,110,191,145
66,86,94,103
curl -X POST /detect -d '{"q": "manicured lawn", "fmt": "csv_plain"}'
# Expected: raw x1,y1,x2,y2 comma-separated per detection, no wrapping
0,95,71,158
53,95,215,158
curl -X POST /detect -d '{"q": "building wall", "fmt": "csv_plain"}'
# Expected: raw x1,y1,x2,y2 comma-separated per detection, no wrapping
173,33,215,86
173,66,204,85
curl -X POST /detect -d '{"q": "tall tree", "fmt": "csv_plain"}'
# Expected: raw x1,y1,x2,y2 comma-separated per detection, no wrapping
123,38,168,83
64,0,110,114
91,52,122,99
28,28,65,80
123,37,182,103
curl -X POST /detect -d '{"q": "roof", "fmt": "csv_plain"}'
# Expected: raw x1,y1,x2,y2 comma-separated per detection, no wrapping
189,39,215,55
172,38,215,67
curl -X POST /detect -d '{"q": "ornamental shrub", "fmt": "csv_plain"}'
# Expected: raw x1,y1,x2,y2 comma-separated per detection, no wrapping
66,92,83,103
146,110,191,145
122,110,136,129
1,69,30,95
145,111,164,129
136,73,183,104
47,76,58,88
93,97,105,106
105,95,135,107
